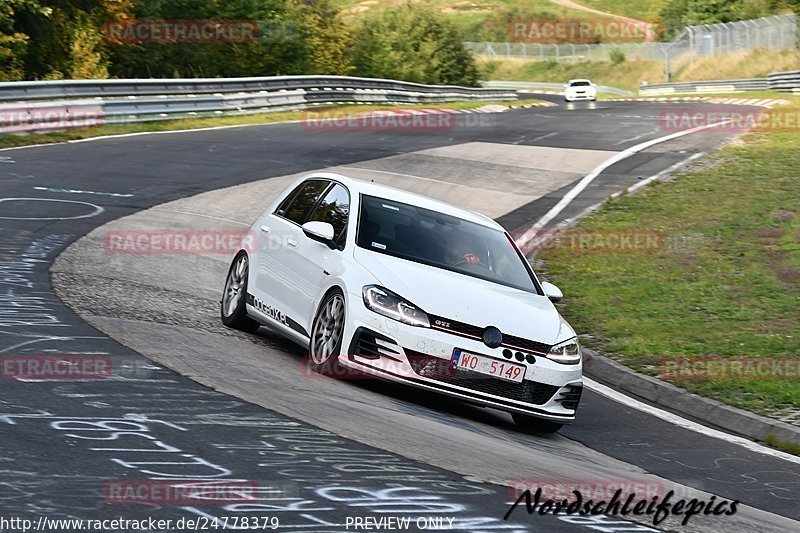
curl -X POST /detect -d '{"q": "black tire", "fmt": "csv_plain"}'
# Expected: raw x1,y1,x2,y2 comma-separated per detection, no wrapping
309,289,346,376
512,413,564,433
220,252,260,333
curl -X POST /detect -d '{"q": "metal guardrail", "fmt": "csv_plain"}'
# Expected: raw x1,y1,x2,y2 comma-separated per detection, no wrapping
768,70,800,93
0,75,517,133
640,78,770,95
639,69,800,95
483,80,635,97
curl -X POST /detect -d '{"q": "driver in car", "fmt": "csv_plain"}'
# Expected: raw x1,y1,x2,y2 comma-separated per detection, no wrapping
444,233,481,267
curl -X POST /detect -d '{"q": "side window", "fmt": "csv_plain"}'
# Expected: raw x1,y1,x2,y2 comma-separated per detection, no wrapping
307,184,350,244
276,179,330,224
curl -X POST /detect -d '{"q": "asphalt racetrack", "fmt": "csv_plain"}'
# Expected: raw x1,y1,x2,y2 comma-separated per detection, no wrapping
1,99,798,532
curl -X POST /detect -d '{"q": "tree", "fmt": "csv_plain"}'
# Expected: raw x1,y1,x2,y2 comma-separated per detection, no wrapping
0,0,41,80
10,0,133,79
349,5,479,86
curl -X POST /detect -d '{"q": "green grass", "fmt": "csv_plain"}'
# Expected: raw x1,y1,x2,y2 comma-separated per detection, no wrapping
334,0,608,41
538,96,800,416
480,57,662,91
481,49,800,92
763,432,800,455
577,0,667,21
0,100,523,149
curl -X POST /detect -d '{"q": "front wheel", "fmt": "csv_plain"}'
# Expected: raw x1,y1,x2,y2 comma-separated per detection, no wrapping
309,290,346,376
221,253,260,333
512,413,564,433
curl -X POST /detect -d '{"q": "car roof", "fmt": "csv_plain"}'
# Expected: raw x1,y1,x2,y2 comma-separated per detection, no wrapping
568,79,592,83
305,172,504,231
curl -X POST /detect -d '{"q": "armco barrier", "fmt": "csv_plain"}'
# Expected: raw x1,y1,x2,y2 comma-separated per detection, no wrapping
640,78,770,96
483,80,635,96
768,70,800,93
0,75,517,133
640,69,800,96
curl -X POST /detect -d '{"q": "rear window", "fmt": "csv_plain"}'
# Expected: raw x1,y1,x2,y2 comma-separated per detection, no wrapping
569,81,591,87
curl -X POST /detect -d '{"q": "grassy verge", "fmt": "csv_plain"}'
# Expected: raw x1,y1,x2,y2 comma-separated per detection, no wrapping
625,90,794,100
0,100,523,150
480,49,800,92
537,96,800,418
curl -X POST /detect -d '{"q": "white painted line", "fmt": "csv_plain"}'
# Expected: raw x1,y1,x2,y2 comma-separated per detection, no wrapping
33,186,133,198
515,118,800,462
585,377,800,465
150,207,250,226
521,152,705,252
514,119,732,251
0,197,104,220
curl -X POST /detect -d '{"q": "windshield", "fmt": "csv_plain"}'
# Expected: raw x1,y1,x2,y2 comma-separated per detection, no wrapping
356,194,539,293
570,81,591,86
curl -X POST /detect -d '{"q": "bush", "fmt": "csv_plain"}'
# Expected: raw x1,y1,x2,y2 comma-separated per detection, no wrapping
609,48,626,65
348,5,480,87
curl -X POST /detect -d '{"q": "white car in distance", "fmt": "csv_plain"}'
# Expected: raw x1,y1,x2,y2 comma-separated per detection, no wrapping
221,173,583,432
564,79,597,102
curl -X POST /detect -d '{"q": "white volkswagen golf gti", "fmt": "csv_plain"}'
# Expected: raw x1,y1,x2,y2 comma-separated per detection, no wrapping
221,173,583,432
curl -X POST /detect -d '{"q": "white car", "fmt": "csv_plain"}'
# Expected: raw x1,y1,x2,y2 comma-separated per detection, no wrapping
564,79,597,102
220,173,583,432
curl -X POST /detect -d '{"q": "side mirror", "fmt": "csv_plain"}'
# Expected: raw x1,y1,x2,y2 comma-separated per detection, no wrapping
302,221,337,249
541,281,563,303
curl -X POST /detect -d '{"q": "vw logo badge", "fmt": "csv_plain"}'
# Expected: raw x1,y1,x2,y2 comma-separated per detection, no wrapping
482,326,503,348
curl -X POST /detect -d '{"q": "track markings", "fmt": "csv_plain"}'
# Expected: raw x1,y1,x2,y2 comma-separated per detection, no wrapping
516,119,799,463
33,186,133,198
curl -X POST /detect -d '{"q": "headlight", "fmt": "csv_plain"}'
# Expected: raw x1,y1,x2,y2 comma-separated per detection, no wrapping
362,286,430,328
547,337,581,365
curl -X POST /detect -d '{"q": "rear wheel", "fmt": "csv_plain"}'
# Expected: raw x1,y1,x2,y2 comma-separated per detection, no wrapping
221,253,260,333
309,290,346,376
512,412,564,433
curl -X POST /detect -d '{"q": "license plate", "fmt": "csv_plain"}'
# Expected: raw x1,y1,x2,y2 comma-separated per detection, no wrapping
452,349,526,383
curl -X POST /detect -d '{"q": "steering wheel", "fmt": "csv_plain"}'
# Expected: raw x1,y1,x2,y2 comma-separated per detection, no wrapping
451,256,489,269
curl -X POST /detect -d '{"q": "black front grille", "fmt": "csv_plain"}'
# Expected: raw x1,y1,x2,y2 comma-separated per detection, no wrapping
428,315,551,354
407,352,559,405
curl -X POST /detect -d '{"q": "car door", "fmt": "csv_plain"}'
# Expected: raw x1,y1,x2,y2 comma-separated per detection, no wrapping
253,178,330,335
278,182,351,332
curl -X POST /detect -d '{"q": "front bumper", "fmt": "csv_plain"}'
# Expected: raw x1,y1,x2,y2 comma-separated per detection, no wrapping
341,293,583,422
565,92,596,101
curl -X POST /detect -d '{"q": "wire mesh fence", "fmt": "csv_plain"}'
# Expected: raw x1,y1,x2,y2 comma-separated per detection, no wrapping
465,14,798,63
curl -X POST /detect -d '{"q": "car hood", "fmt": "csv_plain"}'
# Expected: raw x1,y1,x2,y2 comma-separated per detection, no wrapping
353,248,572,345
